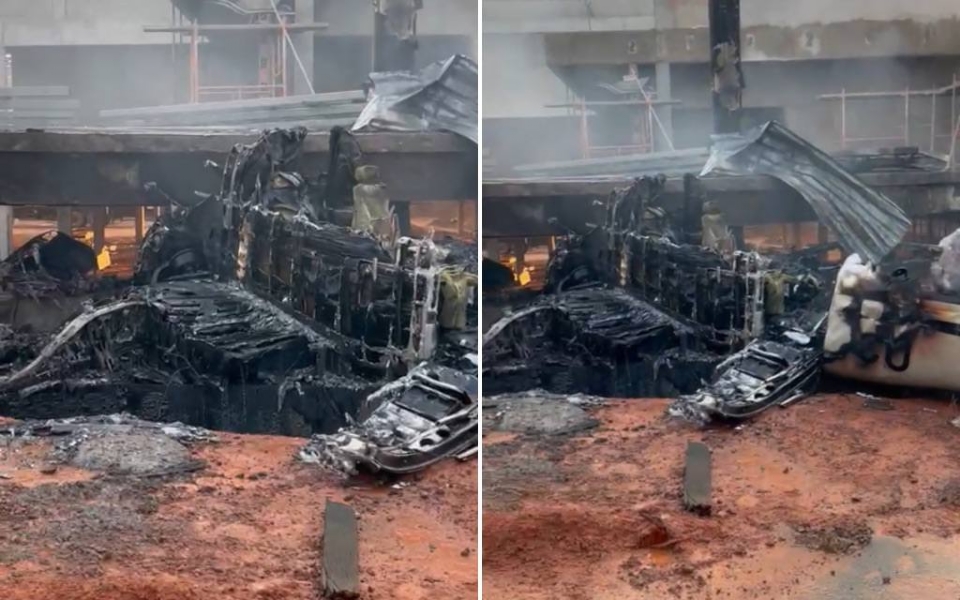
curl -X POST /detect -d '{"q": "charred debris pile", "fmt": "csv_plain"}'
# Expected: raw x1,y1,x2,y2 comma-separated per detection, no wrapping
484,121,960,424
0,127,477,475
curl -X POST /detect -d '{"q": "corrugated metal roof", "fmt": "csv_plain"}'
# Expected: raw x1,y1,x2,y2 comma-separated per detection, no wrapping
510,145,946,180
352,54,478,144
702,121,911,265
98,91,365,130
513,148,711,179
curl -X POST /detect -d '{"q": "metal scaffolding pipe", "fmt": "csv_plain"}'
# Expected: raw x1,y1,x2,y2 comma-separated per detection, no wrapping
144,23,328,33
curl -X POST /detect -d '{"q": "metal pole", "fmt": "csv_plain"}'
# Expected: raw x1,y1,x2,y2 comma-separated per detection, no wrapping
646,98,655,152
280,29,288,96
636,83,676,151
269,0,315,95
579,98,590,159
931,93,937,153
840,88,846,149
189,22,199,103
144,23,329,33
953,73,958,168
904,87,910,145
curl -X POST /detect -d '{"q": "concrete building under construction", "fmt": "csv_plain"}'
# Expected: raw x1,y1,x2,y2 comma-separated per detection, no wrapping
484,0,960,166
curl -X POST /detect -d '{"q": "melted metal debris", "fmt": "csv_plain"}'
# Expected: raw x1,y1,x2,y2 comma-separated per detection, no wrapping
300,363,477,476
482,286,723,399
669,331,823,424
0,127,477,475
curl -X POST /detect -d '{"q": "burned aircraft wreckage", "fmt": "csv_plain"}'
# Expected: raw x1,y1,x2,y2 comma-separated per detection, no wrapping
0,127,478,475
484,121,960,423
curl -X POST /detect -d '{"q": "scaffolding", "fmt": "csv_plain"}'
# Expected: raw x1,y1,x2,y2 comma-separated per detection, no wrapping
146,18,325,103
819,75,960,168
545,95,680,160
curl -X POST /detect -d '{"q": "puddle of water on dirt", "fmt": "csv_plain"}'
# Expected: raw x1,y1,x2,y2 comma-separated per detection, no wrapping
692,534,960,600
805,535,960,600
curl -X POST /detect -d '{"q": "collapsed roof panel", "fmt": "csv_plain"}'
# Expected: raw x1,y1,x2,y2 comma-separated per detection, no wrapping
353,55,479,144
508,145,948,180
98,92,367,131
701,121,912,265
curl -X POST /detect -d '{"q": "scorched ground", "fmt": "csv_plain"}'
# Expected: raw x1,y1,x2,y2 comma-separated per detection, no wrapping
0,424,477,600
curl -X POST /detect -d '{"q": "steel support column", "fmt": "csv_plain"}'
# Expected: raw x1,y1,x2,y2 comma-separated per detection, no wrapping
373,0,420,72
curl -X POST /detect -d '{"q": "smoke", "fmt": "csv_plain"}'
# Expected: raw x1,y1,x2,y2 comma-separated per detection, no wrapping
482,33,585,166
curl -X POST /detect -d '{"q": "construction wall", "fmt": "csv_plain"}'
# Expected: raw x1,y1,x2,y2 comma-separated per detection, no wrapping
312,35,473,93
483,1,960,163
319,0,477,39
312,0,477,94
0,0,171,46
483,34,571,119
484,0,656,33
669,57,960,152
9,45,188,115
485,55,960,166
485,0,960,34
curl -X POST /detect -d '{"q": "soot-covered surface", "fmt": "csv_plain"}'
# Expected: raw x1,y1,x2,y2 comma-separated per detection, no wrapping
483,287,722,398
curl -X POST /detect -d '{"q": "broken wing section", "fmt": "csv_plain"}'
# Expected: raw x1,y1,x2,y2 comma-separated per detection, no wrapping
702,121,911,265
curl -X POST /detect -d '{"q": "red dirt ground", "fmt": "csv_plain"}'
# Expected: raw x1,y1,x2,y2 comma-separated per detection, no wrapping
0,431,477,600
483,394,960,600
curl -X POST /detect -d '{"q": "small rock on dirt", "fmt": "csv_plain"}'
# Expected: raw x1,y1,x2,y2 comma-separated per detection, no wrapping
39,465,58,475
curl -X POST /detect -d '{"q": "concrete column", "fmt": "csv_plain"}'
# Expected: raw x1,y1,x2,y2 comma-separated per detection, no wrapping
653,0,675,150
394,201,411,236
135,206,146,245
0,46,8,88
654,61,674,150
293,0,315,95
56,208,72,235
92,207,108,254
0,206,11,260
